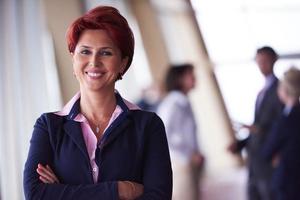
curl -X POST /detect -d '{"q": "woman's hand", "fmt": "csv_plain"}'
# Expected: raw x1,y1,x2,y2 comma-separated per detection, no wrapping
191,152,205,168
243,124,259,134
36,163,60,184
272,154,281,167
228,141,239,154
118,181,144,200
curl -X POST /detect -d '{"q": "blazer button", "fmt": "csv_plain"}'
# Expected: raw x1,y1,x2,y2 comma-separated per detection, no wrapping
93,167,97,172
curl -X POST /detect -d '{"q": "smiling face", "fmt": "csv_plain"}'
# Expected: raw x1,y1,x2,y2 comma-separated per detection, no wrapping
72,29,128,93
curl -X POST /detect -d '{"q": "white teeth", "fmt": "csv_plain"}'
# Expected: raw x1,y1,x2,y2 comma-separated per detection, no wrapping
87,72,103,77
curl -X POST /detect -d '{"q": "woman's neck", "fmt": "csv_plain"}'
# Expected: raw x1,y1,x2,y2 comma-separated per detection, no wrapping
80,88,117,122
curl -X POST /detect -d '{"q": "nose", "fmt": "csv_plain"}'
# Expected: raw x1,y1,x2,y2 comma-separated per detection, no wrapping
89,54,101,67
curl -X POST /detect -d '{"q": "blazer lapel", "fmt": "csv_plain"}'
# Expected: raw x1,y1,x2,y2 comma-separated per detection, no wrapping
255,79,278,119
99,91,134,149
64,120,90,163
100,113,132,149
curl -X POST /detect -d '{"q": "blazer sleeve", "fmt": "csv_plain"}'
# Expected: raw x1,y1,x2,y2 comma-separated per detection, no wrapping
23,114,119,200
262,116,287,161
255,88,283,135
137,114,173,200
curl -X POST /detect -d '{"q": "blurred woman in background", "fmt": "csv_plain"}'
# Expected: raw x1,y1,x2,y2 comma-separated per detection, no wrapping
157,64,204,200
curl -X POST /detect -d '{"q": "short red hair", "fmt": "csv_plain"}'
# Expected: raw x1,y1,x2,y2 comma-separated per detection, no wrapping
66,6,135,74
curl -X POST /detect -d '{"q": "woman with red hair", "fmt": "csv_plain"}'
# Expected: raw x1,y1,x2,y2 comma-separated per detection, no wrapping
23,6,172,200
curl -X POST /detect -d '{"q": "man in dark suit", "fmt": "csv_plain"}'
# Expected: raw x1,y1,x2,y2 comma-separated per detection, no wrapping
229,46,283,200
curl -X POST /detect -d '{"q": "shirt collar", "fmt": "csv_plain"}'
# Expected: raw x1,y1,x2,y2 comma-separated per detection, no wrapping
55,91,140,120
170,90,189,106
264,73,276,89
283,105,293,116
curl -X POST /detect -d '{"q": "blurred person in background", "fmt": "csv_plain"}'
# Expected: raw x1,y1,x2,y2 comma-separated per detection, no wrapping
157,64,204,200
229,46,283,200
136,83,162,112
23,6,172,200
263,67,300,200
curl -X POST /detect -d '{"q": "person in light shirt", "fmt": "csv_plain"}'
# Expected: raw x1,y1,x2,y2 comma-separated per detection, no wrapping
23,6,172,200
157,64,204,200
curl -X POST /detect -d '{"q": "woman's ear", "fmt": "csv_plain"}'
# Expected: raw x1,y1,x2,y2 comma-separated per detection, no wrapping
70,52,75,63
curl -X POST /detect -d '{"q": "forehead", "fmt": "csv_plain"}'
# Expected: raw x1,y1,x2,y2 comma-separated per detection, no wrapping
77,29,116,48
256,52,272,58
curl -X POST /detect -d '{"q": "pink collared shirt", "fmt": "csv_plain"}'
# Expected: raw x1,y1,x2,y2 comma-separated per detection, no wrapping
55,91,140,183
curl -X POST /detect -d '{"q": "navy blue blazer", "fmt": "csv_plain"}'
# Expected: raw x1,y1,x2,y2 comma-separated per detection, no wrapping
23,93,172,200
263,104,300,199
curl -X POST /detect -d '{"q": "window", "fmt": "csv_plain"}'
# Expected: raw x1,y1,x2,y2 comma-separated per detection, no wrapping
191,0,300,124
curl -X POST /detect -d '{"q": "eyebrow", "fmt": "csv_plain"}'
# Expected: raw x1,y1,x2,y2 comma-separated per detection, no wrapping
79,45,113,50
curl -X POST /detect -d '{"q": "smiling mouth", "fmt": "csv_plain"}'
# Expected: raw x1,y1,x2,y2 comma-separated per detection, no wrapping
86,72,104,78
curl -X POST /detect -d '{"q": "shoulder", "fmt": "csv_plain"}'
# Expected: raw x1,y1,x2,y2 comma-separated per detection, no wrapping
34,112,65,130
128,111,168,146
168,91,188,103
159,91,189,108
30,113,67,147
267,78,282,104
129,110,165,130
269,76,279,91
38,112,65,122
130,110,163,123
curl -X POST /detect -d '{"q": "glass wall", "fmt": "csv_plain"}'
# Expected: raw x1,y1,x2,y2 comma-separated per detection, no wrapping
191,0,300,125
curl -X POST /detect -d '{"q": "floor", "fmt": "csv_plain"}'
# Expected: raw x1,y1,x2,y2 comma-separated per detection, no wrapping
200,167,247,200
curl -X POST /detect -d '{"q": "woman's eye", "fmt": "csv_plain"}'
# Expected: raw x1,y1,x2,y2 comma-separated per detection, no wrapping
80,50,91,55
100,51,112,56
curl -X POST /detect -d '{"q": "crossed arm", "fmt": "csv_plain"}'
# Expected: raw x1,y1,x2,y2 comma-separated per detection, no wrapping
36,163,143,200
23,114,172,200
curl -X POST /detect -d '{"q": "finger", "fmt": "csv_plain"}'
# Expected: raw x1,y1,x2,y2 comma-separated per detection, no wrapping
38,164,58,182
39,175,50,184
36,166,49,178
37,164,52,178
37,168,56,183
37,165,57,183
132,182,144,196
46,165,53,172
46,165,60,183
134,183,144,190
37,164,57,183
118,181,132,199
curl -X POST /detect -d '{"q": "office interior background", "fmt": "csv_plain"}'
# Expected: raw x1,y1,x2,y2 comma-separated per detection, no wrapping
0,0,300,199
